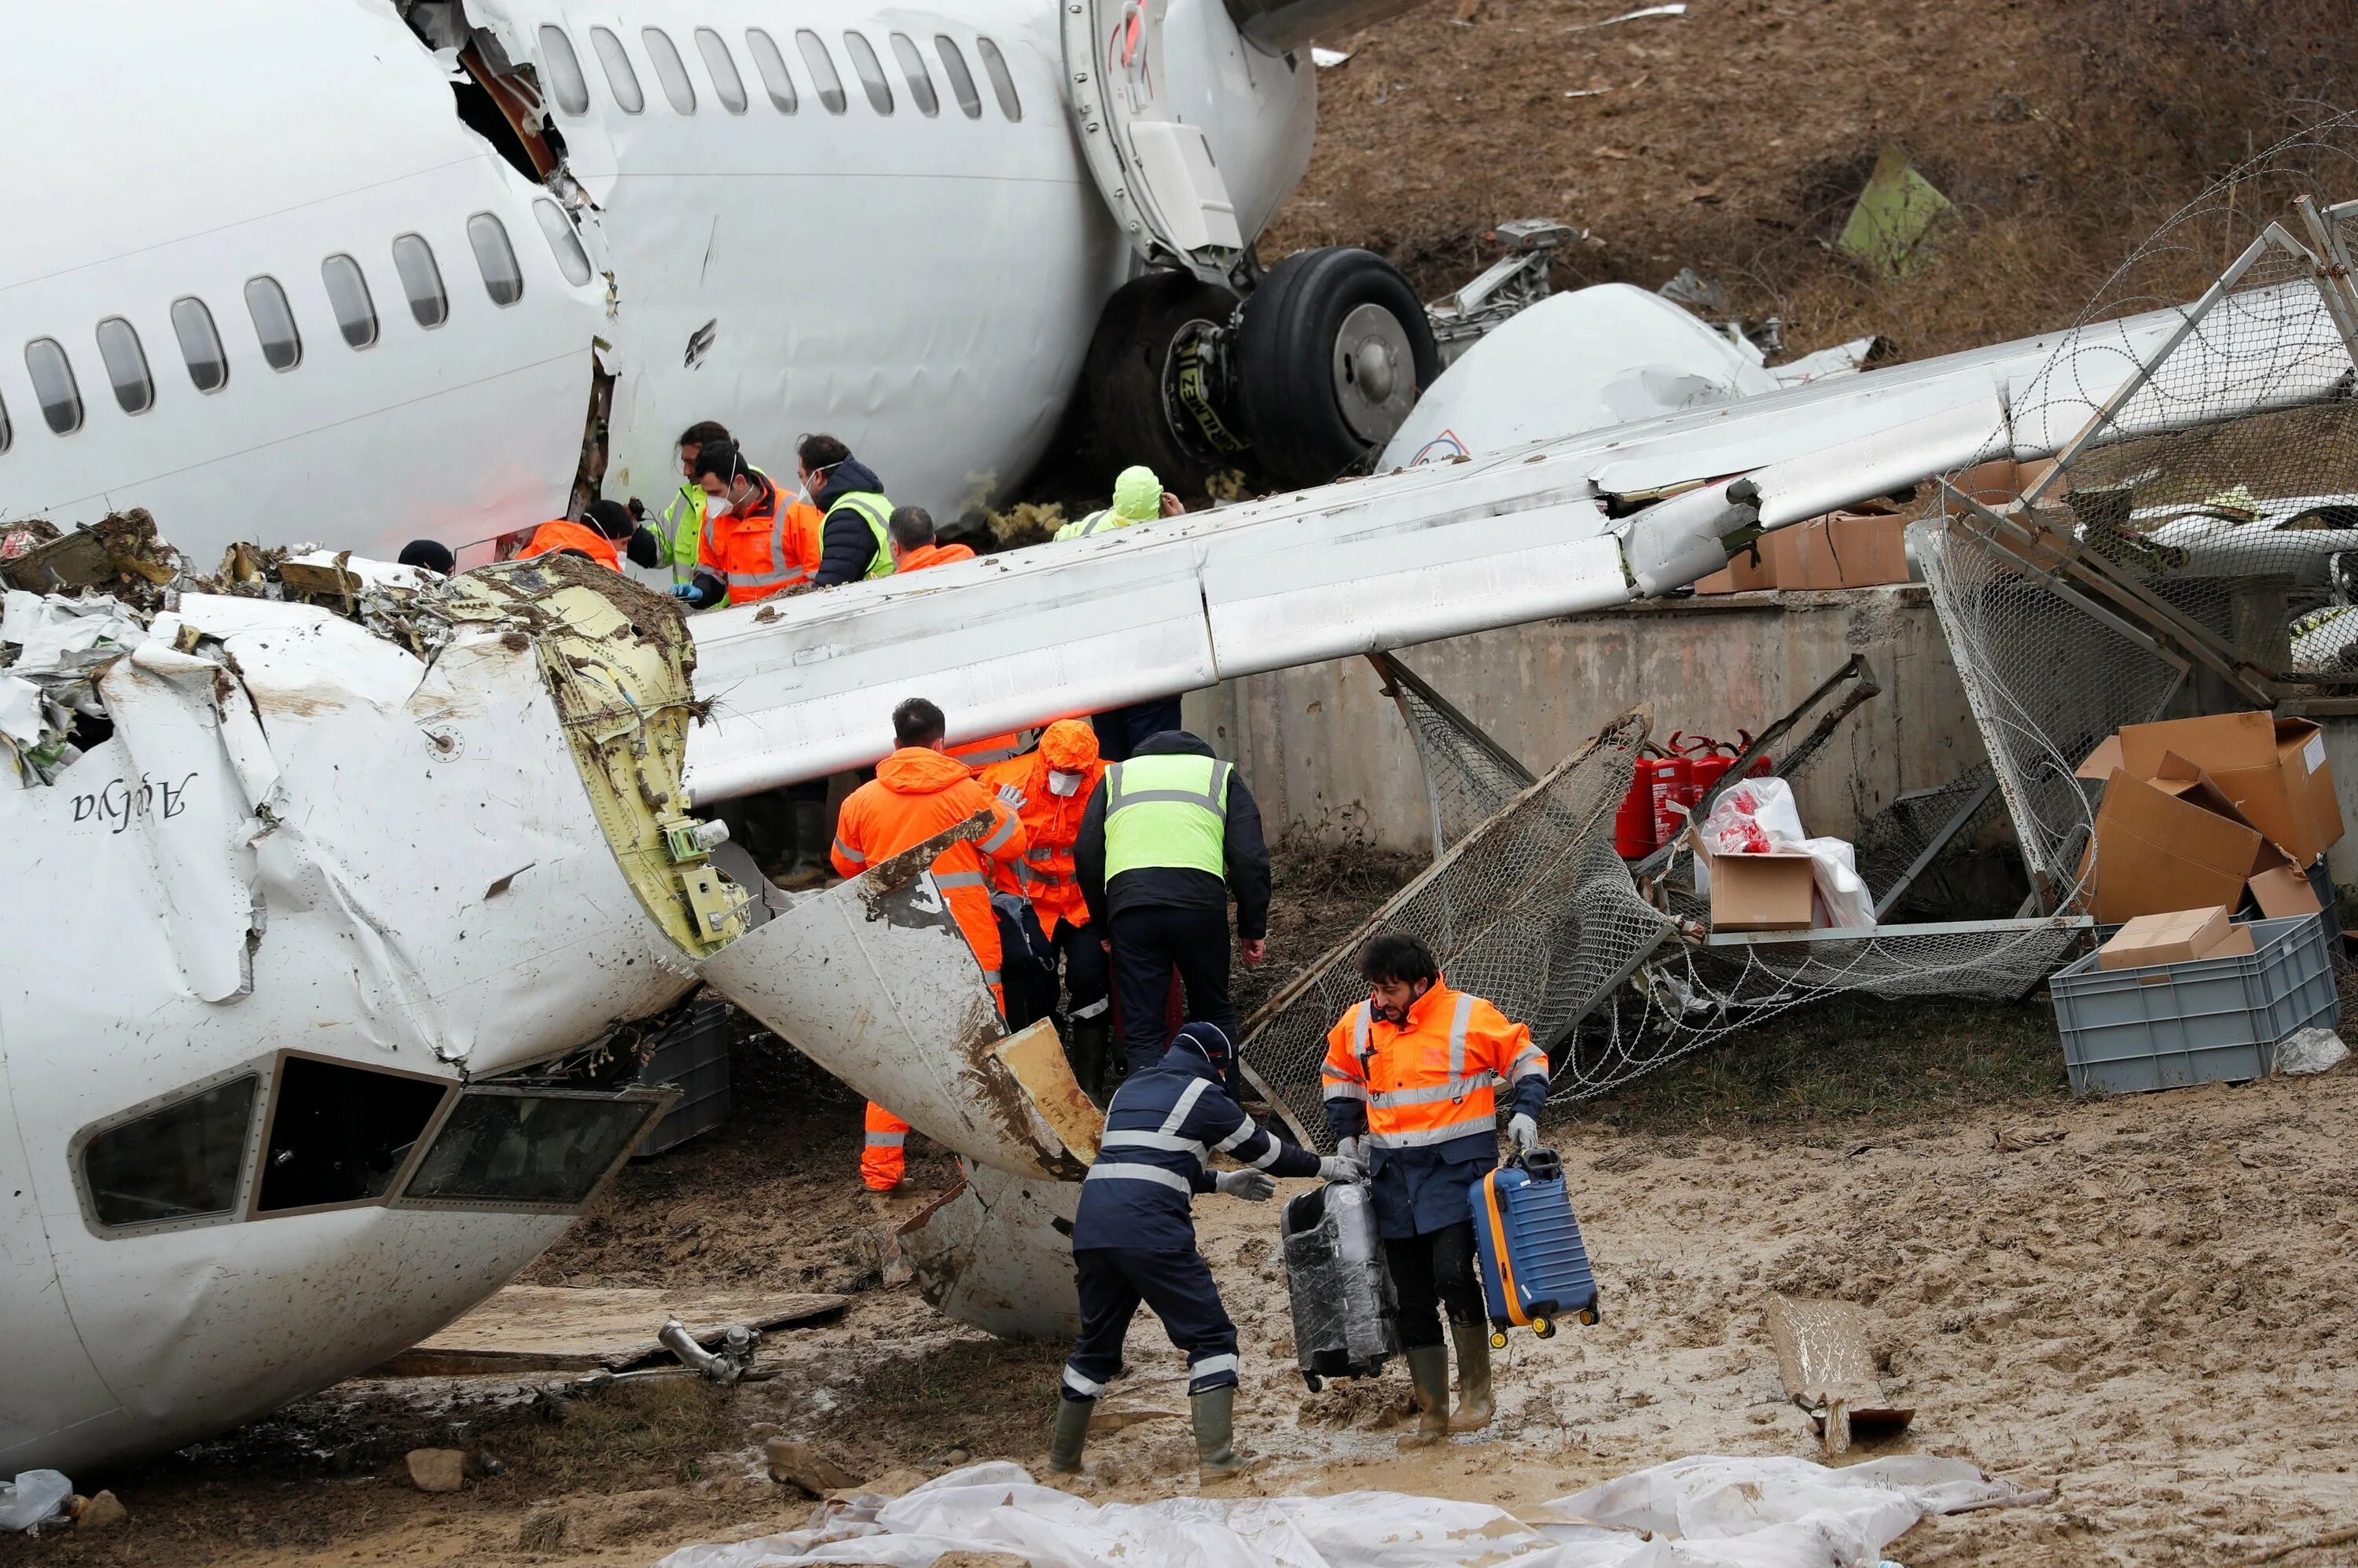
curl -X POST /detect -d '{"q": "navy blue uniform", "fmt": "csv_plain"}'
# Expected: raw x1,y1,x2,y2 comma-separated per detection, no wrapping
1063,1029,1317,1401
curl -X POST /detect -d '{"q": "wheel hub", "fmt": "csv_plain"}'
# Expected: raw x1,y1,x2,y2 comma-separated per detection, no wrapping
1331,303,1417,445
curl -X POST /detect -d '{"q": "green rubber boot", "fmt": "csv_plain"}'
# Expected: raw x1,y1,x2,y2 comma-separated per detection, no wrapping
1192,1386,1253,1479
1398,1345,1451,1449
1049,1394,1094,1474
1448,1321,1495,1433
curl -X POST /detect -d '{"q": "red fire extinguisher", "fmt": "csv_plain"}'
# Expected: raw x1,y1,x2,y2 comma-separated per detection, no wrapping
1618,752,1666,858
1650,751,1692,849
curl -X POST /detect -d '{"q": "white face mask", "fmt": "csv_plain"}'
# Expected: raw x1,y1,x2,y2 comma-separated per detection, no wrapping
1047,769,1083,797
704,492,730,519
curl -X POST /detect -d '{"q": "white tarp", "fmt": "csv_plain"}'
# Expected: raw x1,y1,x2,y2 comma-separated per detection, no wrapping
655,1455,2040,1568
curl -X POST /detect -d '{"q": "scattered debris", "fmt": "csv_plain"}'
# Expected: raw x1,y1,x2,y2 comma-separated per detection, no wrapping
1566,3,1688,31
1764,1294,1914,1455
1992,1125,2066,1153
1657,266,1728,316
0,1471,72,1533
72,1491,127,1532
2275,1026,2349,1075
376,1286,846,1376
1767,335,1882,387
1836,142,1953,275
404,1449,466,1493
1310,46,1350,68
764,1438,859,1497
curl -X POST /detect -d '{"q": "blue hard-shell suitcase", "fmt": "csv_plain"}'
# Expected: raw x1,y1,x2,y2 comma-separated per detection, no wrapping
1470,1148,1601,1346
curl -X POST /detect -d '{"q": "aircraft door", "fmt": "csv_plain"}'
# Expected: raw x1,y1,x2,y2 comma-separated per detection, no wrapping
1062,0,1247,287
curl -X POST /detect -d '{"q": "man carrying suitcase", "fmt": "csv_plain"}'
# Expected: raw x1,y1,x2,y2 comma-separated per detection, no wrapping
1050,1022,1361,1481
1320,933,1548,1447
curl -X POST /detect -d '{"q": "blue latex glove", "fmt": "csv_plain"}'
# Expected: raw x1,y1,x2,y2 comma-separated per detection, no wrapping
670,582,700,601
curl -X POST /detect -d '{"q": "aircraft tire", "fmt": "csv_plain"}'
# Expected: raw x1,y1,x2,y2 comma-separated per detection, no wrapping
1077,270,1243,501
1236,247,1438,490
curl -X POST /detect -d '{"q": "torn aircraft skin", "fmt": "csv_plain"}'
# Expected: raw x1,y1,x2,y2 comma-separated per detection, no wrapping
0,552,746,1476
894,1162,1086,1341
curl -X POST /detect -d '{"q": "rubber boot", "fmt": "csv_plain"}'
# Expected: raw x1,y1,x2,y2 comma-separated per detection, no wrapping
1192,1386,1254,1480
1448,1321,1495,1433
1398,1345,1451,1449
779,799,829,890
1049,1394,1093,1474
1068,1017,1111,1106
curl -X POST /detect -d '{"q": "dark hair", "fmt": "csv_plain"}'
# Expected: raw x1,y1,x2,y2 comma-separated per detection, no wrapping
677,420,730,452
892,696,946,749
583,498,634,539
690,437,746,487
1359,932,1439,988
397,538,455,575
798,432,852,472
888,505,935,551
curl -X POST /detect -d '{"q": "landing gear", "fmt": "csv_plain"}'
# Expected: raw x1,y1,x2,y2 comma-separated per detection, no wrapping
1236,247,1439,490
1074,270,1249,501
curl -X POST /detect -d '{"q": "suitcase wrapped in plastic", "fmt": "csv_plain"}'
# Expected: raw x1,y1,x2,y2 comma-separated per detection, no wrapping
1280,1180,1401,1390
1471,1148,1600,1346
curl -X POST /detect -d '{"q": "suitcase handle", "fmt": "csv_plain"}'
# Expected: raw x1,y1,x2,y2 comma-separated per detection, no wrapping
1507,1146,1563,1182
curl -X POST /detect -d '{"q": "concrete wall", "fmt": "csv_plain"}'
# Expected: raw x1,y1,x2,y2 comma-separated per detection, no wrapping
1185,586,1988,855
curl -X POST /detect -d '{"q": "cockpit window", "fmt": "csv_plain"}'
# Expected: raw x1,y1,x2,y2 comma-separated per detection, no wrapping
538,25,590,116
25,337,83,433
746,29,798,112
890,34,938,117
532,200,593,287
94,317,155,413
843,31,893,115
696,28,747,113
589,27,645,113
171,297,228,391
321,254,378,349
467,213,524,307
256,1056,448,1215
642,28,696,113
976,37,1023,120
935,36,982,119
402,1088,663,1208
391,234,448,327
82,1074,258,1228
244,275,302,370
796,30,847,115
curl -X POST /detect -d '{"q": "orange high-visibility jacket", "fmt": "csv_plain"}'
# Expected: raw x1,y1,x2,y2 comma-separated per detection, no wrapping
831,747,1028,997
894,541,974,574
977,718,1105,937
698,477,822,605
1320,979,1547,1155
519,518,620,570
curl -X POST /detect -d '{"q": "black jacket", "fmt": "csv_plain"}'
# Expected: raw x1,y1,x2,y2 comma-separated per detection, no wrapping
810,457,891,588
1074,730,1272,940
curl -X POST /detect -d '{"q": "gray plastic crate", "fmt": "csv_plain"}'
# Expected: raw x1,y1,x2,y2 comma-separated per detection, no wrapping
635,997,731,1156
2050,913,2340,1095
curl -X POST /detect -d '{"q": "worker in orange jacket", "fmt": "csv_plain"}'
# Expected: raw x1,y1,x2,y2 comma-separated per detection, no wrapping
675,439,822,609
1321,931,1548,1448
978,720,1112,1094
890,506,1027,769
518,499,663,571
830,696,1028,1190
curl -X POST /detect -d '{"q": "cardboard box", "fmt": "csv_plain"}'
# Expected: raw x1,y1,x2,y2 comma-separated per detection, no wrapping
2097,906,2237,970
1818,511,1911,586
1688,826,1817,931
2083,761,2265,924
2116,713,2344,864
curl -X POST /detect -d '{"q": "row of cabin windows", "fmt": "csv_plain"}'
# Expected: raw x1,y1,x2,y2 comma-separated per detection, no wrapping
539,23,1020,123
2,206,591,448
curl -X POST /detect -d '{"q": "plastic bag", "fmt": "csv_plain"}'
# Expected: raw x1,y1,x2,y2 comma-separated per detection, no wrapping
1796,835,1875,929
0,1471,72,1533
1693,778,1875,928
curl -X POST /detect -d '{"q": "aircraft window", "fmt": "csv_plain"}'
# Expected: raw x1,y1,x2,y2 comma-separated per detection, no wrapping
746,29,797,112
843,31,892,114
170,297,228,392
24,337,83,434
642,28,696,113
977,38,1023,120
244,276,302,371
94,318,154,415
83,1074,257,1228
695,28,747,113
467,213,524,307
320,254,378,350
796,31,847,115
403,1087,660,1207
532,200,593,287
589,26,645,113
538,24,590,115
890,34,938,117
391,234,448,327
935,36,982,119
256,1056,448,1214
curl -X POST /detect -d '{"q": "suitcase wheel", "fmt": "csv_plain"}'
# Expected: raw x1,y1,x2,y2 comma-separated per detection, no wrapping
1578,1305,1601,1327
1532,1316,1555,1338
1489,1329,1508,1350
1302,1372,1324,1392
